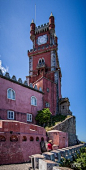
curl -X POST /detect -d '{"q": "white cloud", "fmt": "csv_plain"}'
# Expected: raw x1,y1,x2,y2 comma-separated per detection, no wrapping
0,60,9,74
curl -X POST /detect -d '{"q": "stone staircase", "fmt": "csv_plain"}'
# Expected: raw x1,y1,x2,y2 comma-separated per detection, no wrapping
29,143,85,170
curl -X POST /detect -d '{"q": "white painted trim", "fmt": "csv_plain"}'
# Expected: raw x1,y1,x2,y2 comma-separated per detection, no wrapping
7,110,14,120
27,113,32,122
31,96,37,106
42,57,45,63
7,88,15,100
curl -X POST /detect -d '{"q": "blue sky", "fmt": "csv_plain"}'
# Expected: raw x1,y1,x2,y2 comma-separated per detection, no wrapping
0,0,86,142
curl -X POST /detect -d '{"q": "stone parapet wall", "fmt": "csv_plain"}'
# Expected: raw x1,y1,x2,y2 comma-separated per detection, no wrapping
52,116,77,146
30,143,85,170
0,120,46,165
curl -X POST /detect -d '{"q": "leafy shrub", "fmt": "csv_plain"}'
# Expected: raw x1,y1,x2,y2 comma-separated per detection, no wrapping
74,152,86,169
36,109,70,129
35,108,52,126
59,147,86,170
60,157,71,168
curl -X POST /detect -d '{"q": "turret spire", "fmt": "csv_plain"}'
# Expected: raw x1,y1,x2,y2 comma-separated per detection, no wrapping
50,12,53,17
31,19,34,23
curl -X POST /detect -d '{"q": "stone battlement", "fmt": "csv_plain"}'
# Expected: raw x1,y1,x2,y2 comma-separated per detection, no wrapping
28,43,57,55
35,23,49,34
0,69,43,93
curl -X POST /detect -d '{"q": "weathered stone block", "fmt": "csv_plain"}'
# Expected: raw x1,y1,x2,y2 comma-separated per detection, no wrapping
31,154,45,169
42,152,55,162
53,166,72,170
39,159,59,170
51,150,61,163
57,149,66,158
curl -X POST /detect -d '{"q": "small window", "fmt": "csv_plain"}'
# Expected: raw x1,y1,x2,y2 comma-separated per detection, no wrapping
31,96,37,106
10,135,18,142
0,135,6,142
7,110,14,120
63,106,64,109
47,88,49,92
36,137,39,141
41,137,44,141
30,136,34,141
7,88,15,100
22,136,27,141
39,87,42,92
45,102,50,108
27,113,32,122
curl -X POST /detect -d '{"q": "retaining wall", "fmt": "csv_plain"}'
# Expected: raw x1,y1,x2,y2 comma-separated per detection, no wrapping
52,116,77,146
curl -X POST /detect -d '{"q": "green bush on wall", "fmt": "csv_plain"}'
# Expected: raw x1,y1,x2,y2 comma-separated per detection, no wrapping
35,108,68,127
35,108,52,126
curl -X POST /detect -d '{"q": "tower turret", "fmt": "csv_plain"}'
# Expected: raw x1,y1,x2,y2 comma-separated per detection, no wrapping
49,12,55,34
27,13,62,115
30,19,35,41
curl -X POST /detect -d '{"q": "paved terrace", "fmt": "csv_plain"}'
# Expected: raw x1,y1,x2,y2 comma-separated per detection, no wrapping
0,163,72,170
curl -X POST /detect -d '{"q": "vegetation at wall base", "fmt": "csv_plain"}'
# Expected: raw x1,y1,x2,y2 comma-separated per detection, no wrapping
60,147,86,170
35,108,69,128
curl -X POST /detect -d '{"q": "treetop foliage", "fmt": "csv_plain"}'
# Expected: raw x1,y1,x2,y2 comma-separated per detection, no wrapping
35,108,52,125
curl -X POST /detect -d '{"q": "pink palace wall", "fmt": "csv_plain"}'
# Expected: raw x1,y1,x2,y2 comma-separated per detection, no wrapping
0,120,46,165
0,77,43,123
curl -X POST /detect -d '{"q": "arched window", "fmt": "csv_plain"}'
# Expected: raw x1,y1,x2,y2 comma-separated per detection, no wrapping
0,135,6,142
22,136,27,141
38,59,42,66
41,137,44,141
31,96,37,106
39,87,42,92
38,58,45,66
7,88,15,100
42,58,45,65
10,135,18,142
36,137,39,141
30,136,34,141
45,102,50,108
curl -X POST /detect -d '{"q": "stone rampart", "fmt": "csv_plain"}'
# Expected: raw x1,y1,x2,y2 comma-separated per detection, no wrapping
52,116,77,146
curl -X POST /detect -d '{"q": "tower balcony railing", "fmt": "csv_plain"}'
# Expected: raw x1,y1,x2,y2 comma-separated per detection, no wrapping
28,43,58,54
36,63,46,69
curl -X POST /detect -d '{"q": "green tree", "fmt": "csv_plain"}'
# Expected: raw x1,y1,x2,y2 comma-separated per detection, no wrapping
35,108,52,126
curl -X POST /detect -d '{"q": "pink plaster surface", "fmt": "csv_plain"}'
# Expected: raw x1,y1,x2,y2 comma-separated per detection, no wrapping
47,130,68,149
43,78,57,115
58,77,61,99
0,77,43,123
0,120,46,165
31,76,57,115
